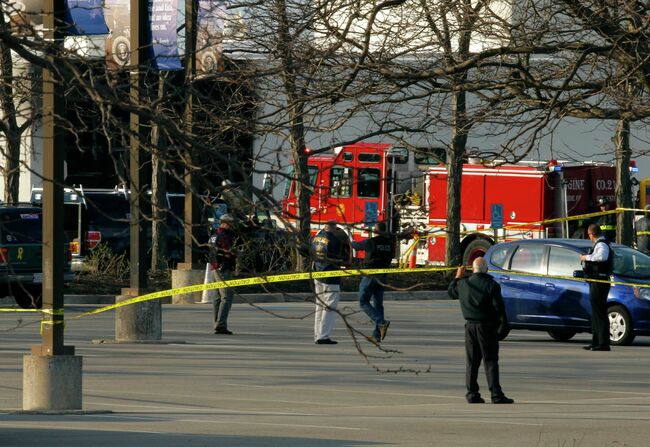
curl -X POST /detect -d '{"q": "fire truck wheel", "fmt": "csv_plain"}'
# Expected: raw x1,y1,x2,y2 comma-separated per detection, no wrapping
462,238,493,266
547,330,577,341
13,285,43,309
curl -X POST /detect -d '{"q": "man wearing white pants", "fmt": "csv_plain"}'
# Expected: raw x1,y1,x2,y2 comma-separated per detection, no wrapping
313,281,341,342
311,220,348,345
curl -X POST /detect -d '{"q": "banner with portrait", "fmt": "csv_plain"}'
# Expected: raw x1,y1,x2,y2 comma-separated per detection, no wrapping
104,0,131,68
196,0,226,74
104,0,182,70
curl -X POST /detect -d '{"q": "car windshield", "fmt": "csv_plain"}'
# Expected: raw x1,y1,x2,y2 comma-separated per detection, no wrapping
85,194,130,226
613,246,650,279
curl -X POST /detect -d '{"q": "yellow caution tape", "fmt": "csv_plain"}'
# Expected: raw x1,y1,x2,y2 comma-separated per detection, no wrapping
69,266,457,320
3,206,650,323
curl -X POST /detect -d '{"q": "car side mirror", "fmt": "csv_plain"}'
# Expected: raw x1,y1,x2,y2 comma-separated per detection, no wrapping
573,270,585,278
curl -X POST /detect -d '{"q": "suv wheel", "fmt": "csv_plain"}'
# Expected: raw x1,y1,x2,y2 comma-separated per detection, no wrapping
13,285,43,309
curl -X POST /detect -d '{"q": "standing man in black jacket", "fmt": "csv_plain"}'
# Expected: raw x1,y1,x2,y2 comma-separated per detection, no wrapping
448,257,514,404
352,222,395,343
580,223,614,351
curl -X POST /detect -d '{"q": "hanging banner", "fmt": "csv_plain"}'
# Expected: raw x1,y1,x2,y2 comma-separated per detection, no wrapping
148,0,183,70
64,0,109,35
104,0,182,71
10,0,108,36
196,0,226,73
104,0,131,68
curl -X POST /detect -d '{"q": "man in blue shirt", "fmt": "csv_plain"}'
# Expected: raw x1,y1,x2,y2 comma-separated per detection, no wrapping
580,223,614,351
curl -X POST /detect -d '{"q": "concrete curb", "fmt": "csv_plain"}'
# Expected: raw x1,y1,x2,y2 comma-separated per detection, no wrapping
63,290,449,305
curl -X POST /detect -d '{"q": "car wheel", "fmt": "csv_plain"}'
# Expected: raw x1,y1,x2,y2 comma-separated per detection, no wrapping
13,285,43,309
609,305,635,346
497,322,510,341
462,238,492,266
547,330,577,341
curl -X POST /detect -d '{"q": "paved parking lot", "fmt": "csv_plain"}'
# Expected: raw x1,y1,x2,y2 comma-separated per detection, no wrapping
2,300,650,446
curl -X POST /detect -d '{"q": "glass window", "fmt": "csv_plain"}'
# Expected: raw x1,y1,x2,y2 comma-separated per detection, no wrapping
613,247,650,279
84,193,131,226
414,147,446,165
0,211,42,243
343,152,353,161
489,244,511,268
283,169,293,198
548,246,582,277
359,153,381,163
330,166,352,197
510,244,545,274
357,168,380,198
283,166,318,197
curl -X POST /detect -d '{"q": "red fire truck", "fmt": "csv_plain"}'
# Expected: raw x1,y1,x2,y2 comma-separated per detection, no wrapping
281,143,622,265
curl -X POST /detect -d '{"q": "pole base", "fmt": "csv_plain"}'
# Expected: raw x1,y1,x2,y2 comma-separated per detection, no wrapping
23,354,82,411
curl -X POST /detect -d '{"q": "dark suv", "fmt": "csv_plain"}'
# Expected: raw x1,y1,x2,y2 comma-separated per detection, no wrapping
0,205,73,308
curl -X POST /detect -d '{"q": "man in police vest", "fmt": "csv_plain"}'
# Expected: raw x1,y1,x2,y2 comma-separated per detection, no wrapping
311,220,347,345
580,224,614,351
596,197,616,243
352,222,395,343
635,204,650,255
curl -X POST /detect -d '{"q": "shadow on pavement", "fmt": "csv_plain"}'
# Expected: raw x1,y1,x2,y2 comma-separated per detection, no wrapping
3,429,384,447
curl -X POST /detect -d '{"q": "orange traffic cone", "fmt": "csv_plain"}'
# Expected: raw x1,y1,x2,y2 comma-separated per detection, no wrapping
409,247,417,268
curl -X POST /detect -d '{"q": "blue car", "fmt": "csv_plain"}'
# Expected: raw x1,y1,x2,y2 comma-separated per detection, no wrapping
484,238,650,345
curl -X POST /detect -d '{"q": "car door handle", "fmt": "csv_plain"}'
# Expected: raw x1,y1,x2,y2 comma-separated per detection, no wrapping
499,275,510,281
545,283,556,289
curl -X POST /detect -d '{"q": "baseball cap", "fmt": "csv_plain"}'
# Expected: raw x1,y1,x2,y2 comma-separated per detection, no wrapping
597,197,610,206
220,214,235,223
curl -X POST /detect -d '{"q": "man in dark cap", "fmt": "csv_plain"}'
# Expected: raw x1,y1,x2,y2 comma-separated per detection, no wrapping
596,197,616,243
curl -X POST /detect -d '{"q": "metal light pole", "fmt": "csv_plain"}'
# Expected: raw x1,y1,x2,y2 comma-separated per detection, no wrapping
115,0,161,340
171,0,203,304
23,0,82,410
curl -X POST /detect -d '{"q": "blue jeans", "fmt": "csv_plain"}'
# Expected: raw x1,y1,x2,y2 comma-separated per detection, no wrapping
359,276,386,340
213,269,234,330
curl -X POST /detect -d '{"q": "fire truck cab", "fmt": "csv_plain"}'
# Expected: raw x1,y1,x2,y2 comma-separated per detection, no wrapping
282,142,423,239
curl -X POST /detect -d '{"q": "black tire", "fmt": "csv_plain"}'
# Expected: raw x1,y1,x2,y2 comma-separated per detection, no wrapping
462,238,493,266
13,285,43,309
497,322,510,341
547,330,577,341
609,304,635,346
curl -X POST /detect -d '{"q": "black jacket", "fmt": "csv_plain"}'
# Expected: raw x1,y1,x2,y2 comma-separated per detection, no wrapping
351,235,395,268
636,216,650,254
448,273,506,324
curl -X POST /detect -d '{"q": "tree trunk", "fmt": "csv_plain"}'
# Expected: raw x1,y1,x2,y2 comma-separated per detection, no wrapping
150,74,168,271
614,117,633,246
0,11,21,204
445,88,468,268
289,110,311,271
